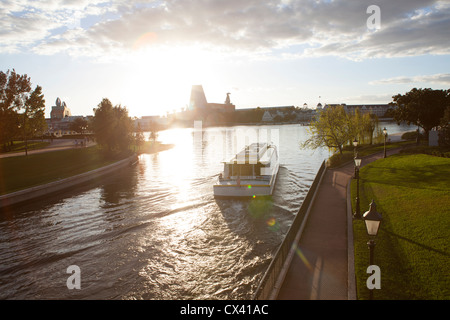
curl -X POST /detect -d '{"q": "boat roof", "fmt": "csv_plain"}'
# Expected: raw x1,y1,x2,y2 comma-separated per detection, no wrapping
224,143,276,165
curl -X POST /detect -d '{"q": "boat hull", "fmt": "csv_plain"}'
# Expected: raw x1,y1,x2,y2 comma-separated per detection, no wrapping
213,165,278,198
213,184,274,198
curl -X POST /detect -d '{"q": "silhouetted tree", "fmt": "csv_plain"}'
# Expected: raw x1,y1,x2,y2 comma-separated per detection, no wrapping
69,117,88,134
439,106,450,146
20,85,47,155
0,69,46,153
135,122,145,152
392,88,450,139
92,98,133,155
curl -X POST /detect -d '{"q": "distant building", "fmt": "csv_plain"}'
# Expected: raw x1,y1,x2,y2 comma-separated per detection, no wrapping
50,97,72,119
189,85,209,110
46,97,91,136
135,115,168,131
261,110,273,122
235,105,297,123
342,104,392,117
189,85,235,112
316,103,393,118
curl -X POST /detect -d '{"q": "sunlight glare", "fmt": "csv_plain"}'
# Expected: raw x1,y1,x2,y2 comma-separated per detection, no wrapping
120,45,218,117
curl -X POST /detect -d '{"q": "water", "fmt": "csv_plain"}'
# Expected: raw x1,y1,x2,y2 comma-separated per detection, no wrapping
0,122,414,300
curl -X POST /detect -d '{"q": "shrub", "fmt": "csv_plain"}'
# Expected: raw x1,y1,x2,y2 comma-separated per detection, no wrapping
401,131,424,140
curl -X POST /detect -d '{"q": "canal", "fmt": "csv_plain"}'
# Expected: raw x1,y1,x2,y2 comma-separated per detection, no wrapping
0,122,413,299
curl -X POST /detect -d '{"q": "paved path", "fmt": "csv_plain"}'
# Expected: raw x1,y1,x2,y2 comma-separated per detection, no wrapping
276,147,402,300
0,139,96,158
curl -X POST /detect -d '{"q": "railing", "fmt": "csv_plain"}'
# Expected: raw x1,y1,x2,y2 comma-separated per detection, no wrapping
252,160,327,300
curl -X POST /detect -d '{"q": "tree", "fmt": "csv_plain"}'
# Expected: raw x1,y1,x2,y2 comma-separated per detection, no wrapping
69,117,88,134
135,122,145,152
439,105,450,146
92,98,133,155
392,88,450,139
20,85,47,155
362,113,379,145
348,107,364,144
302,105,352,154
148,121,159,144
0,69,47,154
0,69,33,151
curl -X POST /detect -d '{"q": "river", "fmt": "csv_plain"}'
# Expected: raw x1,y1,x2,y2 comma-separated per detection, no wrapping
0,122,414,299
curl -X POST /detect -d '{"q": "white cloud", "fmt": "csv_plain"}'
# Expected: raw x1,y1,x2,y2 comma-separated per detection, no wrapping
370,73,450,86
1,0,450,60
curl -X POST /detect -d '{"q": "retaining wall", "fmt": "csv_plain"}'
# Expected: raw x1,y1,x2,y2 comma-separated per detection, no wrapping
0,154,138,209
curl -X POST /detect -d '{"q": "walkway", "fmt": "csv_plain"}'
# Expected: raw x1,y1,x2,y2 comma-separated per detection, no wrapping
276,147,402,300
0,139,96,158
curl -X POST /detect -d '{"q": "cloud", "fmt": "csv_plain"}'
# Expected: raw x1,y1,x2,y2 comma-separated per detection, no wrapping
370,73,450,86
1,0,450,60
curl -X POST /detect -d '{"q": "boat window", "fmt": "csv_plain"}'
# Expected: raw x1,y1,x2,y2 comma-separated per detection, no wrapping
231,164,263,176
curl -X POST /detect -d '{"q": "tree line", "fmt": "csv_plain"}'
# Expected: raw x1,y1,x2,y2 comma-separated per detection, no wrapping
303,87,450,154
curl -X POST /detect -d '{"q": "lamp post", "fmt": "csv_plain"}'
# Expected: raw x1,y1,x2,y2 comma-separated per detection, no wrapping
353,138,358,157
353,155,362,219
363,200,383,300
383,127,388,158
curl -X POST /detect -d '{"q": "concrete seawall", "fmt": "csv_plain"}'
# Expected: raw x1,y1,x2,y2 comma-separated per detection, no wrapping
0,154,138,209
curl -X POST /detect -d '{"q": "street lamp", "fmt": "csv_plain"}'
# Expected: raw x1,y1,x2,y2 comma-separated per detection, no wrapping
363,200,383,300
353,154,362,219
383,127,388,158
353,138,358,157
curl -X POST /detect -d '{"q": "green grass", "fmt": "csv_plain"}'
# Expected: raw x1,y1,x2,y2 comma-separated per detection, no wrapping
327,140,415,168
0,146,121,195
351,154,450,299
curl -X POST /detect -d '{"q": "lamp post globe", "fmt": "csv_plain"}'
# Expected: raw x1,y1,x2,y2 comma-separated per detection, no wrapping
353,138,358,157
363,200,383,237
383,127,388,158
353,155,362,219
363,200,383,300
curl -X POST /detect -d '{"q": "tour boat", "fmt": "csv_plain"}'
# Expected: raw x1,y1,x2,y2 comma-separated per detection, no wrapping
213,143,279,198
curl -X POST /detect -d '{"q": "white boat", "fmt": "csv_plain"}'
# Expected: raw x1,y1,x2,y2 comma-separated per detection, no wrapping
213,143,279,198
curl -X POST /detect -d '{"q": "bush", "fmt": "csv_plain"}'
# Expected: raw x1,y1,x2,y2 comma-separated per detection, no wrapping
401,131,424,140
400,145,450,157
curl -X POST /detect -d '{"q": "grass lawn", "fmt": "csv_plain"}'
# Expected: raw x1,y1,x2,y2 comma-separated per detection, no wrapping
0,146,121,195
351,153,450,299
327,140,415,168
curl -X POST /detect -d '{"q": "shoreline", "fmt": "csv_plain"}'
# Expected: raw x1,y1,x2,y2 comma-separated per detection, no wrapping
0,154,138,209
0,142,174,209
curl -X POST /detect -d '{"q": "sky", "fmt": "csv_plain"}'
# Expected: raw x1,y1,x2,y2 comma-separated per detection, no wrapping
1,0,450,118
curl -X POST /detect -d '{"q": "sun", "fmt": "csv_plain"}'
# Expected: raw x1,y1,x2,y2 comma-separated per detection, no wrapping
120,44,219,118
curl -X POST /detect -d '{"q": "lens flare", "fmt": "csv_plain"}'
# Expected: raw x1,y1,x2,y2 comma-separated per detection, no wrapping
266,217,280,232
133,32,158,51
266,217,276,227
292,243,313,271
